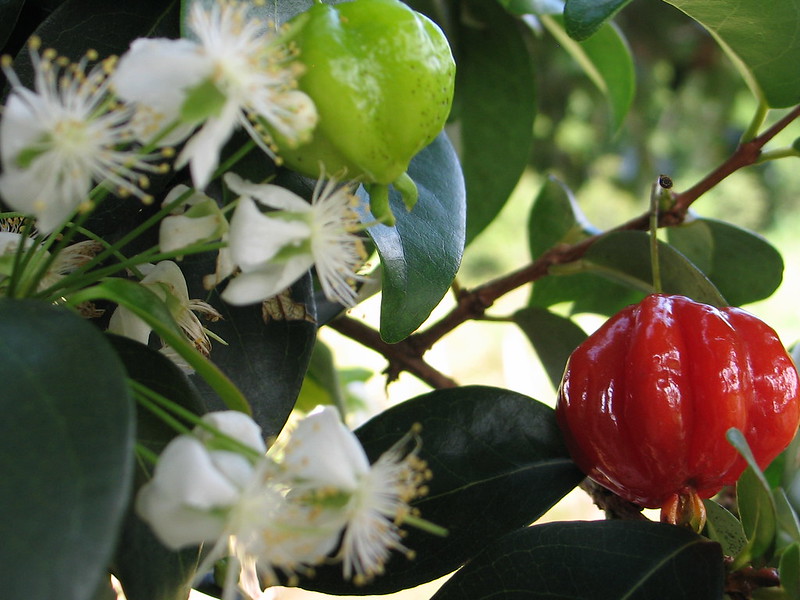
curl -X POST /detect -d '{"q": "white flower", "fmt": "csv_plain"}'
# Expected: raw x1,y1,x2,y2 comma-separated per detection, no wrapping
278,407,430,584
0,41,165,234
136,411,267,549
222,173,366,307
108,260,222,362
0,221,102,297
159,185,228,255
137,406,431,600
112,1,317,189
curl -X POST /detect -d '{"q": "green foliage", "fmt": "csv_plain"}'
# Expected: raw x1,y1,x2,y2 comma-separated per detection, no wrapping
360,132,466,342
541,14,635,131
432,521,725,599
666,217,783,306
456,0,536,243
0,300,134,600
662,0,800,107
564,0,636,40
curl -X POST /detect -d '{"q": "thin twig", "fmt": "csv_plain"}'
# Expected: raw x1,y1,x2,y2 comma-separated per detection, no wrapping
328,316,458,389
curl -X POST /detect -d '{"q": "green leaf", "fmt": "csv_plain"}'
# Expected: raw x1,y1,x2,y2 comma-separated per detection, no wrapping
541,14,636,130
359,132,466,343
14,0,180,84
295,339,344,413
563,0,636,40
728,428,778,569
780,543,800,600
186,267,318,438
0,0,24,52
298,385,584,595
703,499,747,557
530,267,644,316
528,175,598,261
458,0,536,243
661,0,800,108
576,230,728,306
0,299,134,600
774,488,800,553
431,521,724,600
666,217,783,307
513,306,587,390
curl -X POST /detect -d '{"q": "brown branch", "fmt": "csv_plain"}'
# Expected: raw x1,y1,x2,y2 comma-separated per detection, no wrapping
328,316,458,389
331,105,800,388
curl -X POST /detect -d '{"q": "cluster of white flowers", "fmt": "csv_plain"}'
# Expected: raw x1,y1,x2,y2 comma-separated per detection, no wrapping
0,0,367,317
137,407,431,600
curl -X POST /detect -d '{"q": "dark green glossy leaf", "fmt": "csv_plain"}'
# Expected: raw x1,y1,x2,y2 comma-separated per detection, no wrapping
666,217,783,307
299,385,583,595
14,0,179,79
728,428,778,568
0,299,134,600
578,230,727,305
513,306,587,390
780,543,800,600
703,499,746,557
358,132,465,343
458,0,536,243
114,511,202,600
187,265,318,439
564,0,636,40
662,0,800,107
108,336,210,600
542,14,636,130
528,175,597,261
432,520,724,600
0,0,25,51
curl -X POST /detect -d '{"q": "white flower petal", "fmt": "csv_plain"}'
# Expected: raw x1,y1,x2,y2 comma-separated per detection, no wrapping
113,38,210,144
114,38,209,113
107,304,152,345
151,436,242,509
225,173,311,212
220,255,312,305
227,196,310,270
0,93,44,165
199,410,267,455
282,406,370,491
136,479,227,549
177,99,240,189
160,213,223,253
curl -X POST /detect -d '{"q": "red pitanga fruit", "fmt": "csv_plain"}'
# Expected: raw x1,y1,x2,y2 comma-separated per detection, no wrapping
556,294,800,521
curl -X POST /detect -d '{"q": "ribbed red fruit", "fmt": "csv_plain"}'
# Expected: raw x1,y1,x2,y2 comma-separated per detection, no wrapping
556,294,800,512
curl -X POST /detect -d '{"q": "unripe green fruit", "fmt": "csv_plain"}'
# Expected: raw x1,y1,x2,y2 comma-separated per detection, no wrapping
277,0,455,221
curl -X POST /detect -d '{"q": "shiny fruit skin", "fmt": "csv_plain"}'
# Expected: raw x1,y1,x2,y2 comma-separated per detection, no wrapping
555,293,800,509
278,0,455,184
